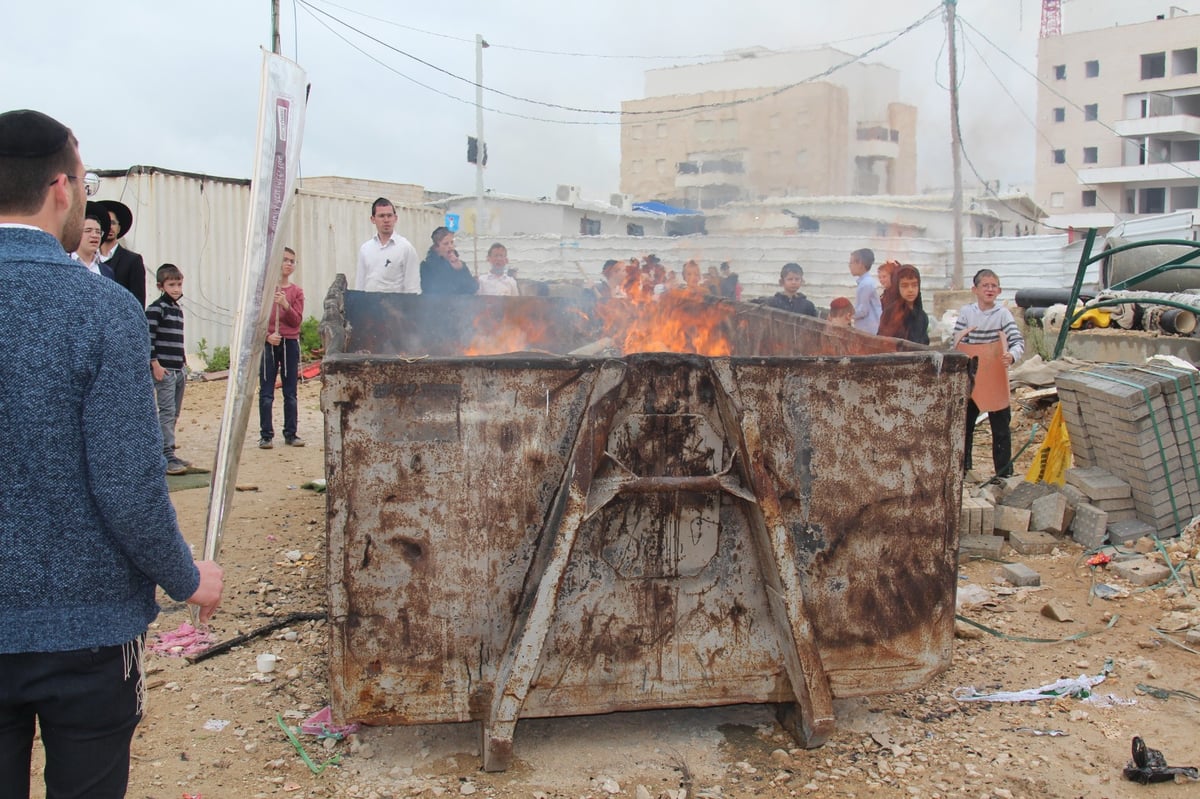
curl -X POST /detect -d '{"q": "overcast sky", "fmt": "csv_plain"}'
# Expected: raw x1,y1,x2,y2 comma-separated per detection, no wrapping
4,0,1067,202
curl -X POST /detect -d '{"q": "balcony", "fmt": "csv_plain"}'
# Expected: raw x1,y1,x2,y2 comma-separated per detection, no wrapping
1114,114,1200,141
675,157,746,190
1078,160,1200,185
854,124,900,160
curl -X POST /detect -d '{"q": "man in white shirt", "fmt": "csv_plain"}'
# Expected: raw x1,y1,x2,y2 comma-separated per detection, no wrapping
355,197,420,293
477,243,519,297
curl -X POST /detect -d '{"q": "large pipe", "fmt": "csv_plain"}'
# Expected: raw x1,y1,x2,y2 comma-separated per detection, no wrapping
1102,238,1200,293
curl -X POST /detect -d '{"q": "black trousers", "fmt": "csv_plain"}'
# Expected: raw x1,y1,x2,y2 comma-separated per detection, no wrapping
0,640,141,799
965,399,1013,477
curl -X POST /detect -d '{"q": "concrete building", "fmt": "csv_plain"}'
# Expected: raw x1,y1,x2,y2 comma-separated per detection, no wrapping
619,46,917,210
1037,6,1200,231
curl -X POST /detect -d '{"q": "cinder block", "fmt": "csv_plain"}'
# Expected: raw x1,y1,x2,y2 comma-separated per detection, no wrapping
1030,492,1069,535
1065,467,1132,501
994,505,1031,534
981,502,995,536
1009,530,1060,555
1106,509,1139,524
960,535,1006,558
1111,558,1171,587
1094,496,1136,512
1000,481,1058,510
1001,562,1041,587
1071,502,1109,549
1060,483,1087,509
1108,519,1156,546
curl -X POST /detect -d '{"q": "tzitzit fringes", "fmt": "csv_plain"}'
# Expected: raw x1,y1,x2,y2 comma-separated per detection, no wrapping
122,636,147,717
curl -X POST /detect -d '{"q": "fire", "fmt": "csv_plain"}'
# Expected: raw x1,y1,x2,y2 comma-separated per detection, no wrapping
596,263,735,356
464,302,552,356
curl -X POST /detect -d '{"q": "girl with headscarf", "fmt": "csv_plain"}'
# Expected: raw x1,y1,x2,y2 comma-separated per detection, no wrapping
877,264,929,344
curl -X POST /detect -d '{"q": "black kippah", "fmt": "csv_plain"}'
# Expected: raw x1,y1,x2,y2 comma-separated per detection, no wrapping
0,109,70,158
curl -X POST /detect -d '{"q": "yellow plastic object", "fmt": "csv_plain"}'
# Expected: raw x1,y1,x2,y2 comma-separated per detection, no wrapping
1026,404,1071,485
1070,306,1112,330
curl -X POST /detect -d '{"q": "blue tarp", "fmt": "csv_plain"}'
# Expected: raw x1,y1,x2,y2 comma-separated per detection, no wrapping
632,201,702,216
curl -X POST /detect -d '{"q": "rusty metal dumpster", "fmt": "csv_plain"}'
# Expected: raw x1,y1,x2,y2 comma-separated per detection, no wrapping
320,276,971,771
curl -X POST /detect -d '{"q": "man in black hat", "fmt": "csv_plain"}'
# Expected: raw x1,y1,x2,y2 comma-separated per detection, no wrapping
0,108,224,798
97,198,146,306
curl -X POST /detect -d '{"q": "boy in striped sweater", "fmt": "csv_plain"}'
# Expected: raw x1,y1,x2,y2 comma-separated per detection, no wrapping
146,263,189,475
953,269,1024,478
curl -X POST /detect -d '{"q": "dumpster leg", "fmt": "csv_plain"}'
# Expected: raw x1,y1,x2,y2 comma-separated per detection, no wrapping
710,363,836,748
482,364,627,772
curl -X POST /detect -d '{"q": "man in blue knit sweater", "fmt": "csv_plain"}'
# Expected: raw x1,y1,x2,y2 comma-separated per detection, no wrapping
0,109,224,798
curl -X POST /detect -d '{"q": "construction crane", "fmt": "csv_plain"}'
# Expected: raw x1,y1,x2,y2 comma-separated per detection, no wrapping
1041,0,1062,37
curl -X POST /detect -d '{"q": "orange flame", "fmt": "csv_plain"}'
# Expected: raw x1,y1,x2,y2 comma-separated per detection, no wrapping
596,266,735,356
464,303,551,356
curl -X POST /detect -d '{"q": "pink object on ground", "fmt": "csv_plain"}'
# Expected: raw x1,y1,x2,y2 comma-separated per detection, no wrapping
300,705,359,737
149,622,214,657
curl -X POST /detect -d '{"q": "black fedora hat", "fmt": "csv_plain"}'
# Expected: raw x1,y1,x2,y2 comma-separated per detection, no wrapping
95,199,133,240
85,200,112,241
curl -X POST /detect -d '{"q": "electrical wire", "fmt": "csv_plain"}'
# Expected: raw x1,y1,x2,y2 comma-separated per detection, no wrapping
957,25,1121,223
297,0,942,118
302,0,912,61
960,15,1200,182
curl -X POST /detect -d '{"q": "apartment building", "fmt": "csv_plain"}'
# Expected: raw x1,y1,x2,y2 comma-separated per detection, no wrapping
1036,7,1200,229
619,46,917,210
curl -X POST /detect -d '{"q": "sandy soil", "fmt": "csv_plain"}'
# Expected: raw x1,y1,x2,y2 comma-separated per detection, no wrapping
29,378,1200,799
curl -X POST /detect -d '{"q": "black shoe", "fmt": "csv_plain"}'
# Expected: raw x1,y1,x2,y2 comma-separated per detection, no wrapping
258,438,273,449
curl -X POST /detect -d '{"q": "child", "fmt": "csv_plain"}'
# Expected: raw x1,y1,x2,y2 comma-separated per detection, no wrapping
259,247,306,450
954,269,1025,478
146,263,189,475
878,264,930,344
848,248,881,334
764,262,817,316
828,297,854,326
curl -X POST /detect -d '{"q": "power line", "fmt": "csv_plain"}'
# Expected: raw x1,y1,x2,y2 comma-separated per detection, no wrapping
960,14,1200,182
303,0,913,61
957,25,1121,222
297,0,943,118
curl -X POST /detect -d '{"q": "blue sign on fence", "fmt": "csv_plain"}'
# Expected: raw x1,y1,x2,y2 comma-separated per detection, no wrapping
445,213,460,233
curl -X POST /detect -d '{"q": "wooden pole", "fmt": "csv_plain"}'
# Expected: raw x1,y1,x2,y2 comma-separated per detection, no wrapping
946,0,964,290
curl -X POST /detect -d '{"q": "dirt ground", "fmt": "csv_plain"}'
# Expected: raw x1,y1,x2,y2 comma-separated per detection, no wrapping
33,377,1200,799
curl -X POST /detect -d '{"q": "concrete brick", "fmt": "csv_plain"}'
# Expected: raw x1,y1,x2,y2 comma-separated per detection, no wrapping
981,502,995,536
1030,492,1069,535
1071,502,1109,549
1009,530,1060,555
1065,467,1131,501
1001,562,1041,587
1108,519,1156,546
999,481,1058,510
994,505,1031,534
960,535,1006,558
1105,509,1139,524
1094,496,1136,512
1111,558,1172,587
1060,483,1087,509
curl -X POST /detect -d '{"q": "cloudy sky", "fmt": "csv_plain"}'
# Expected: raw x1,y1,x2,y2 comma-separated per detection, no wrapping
4,0,1090,202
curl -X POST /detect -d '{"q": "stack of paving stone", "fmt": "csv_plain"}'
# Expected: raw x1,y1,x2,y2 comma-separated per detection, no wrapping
1056,363,1200,538
1063,467,1158,548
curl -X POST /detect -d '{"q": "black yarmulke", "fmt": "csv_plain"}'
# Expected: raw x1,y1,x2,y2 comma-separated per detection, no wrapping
0,109,70,158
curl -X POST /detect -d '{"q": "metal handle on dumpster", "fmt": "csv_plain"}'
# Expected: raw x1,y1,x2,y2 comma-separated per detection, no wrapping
584,452,757,518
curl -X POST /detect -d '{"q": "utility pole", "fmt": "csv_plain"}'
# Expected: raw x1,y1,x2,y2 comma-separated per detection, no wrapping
474,34,488,277
946,0,964,290
271,0,281,55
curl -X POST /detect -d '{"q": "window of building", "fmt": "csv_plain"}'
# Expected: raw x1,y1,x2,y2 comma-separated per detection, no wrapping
1082,190,1097,207
1141,187,1166,214
767,151,781,169
1173,48,1199,75
656,159,667,175
631,126,643,141
1050,192,1065,208
1085,60,1100,78
1084,103,1098,121
631,159,642,174
1083,146,1098,164
796,149,808,164
1124,190,1136,214
1141,52,1167,80
1053,64,1066,80
656,124,668,139
1172,185,1199,210
720,119,738,139
1053,149,1066,164
580,217,601,236
1053,107,1066,122
694,120,714,142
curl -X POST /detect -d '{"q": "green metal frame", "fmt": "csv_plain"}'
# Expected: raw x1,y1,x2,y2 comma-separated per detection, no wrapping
1051,230,1200,360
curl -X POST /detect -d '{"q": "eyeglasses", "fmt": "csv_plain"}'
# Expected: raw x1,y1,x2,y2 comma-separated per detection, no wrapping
55,172,100,197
